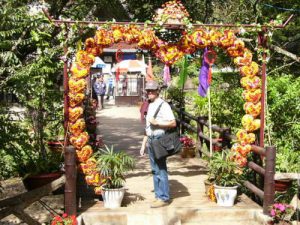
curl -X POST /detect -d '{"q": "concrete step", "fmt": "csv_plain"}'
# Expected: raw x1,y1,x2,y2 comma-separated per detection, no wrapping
78,206,264,225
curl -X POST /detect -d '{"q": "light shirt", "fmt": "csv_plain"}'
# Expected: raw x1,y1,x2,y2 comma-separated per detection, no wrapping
145,97,175,137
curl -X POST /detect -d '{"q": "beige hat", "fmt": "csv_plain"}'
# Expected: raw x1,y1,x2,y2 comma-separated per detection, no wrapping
145,80,159,90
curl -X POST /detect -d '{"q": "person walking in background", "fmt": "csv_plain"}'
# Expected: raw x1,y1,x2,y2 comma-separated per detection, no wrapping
106,74,115,100
93,74,106,110
139,80,176,208
121,75,127,96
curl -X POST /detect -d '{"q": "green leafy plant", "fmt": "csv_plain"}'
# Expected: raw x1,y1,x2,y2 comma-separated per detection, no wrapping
275,146,299,173
94,145,135,189
208,150,241,187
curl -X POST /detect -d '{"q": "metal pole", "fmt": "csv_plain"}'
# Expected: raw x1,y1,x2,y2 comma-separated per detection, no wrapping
207,87,213,157
63,46,69,137
64,145,77,215
42,8,293,30
263,146,276,215
258,31,267,148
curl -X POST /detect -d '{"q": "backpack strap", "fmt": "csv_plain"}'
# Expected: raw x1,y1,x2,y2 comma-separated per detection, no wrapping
153,102,164,119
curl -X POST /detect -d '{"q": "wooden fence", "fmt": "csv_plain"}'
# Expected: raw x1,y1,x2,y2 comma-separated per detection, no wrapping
170,101,276,215
0,146,76,224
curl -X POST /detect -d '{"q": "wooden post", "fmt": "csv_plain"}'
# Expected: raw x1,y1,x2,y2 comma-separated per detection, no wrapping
258,31,267,148
181,105,185,135
197,117,203,158
263,146,276,215
64,145,77,215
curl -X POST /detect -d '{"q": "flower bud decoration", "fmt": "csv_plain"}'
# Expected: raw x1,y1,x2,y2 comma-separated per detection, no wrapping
242,114,261,132
220,30,236,48
231,151,248,167
190,29,210,48
208,30,222,46
234,49,253,66
240,76,261,90
240,62,259,77
243,102,261,117
231,143,252,157
70,63,90,79
112,25,124,43
69,78,87,94
76,50,95,67
242,89,262,103
85,172,104,186
69,107,84,123
78,157,97,174
69,93,85,107
76,145,93,163
94,29,114,47
69,118,86,136
70,132,89,149
236,129,256,145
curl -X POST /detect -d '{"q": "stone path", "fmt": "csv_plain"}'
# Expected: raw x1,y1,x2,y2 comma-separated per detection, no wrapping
78,103,263,225
0,100,265,225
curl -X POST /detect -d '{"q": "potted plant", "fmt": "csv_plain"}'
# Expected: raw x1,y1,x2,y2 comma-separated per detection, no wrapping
180,135,196,158
94,145,135,208
269,203,294,225
208,150,241,207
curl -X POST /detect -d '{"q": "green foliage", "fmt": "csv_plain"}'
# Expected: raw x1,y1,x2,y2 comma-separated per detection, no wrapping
275,147,299,173
208,151,241,187
177,56,188,89
0,109,63,179
266,74,300,149
94,145,135,189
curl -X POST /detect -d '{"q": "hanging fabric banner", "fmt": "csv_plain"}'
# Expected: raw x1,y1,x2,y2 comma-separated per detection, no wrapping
163,64,171,86
198,48,216,97
178,55,188,89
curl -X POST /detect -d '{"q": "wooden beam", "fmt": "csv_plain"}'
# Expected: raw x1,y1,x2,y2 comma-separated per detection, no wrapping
270,44,300,62
0,175,65,208
12,209,41,225
0,208,13,220
243,181,264,199
275,173,300,180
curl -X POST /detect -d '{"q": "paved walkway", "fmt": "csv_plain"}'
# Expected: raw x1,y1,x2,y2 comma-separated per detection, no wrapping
78,101,263,225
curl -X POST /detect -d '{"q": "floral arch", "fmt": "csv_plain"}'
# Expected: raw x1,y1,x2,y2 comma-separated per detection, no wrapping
67,3,263,194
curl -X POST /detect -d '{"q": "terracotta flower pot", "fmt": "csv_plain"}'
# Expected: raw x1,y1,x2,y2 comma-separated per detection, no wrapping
274,179,292,192
181,146,196,158
47,140,64,152
23,171,63,191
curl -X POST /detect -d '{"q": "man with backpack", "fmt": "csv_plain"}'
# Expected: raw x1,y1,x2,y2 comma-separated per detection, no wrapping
139,80,176,208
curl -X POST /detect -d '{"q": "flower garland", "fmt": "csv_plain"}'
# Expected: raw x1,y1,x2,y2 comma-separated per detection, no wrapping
68,1,264,194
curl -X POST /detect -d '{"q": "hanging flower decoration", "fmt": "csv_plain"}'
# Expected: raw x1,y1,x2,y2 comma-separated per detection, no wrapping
152,0,191,27
152,0,192,44
66,0,265,195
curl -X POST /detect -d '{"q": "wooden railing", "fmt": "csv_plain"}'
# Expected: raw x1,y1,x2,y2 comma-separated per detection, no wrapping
169,101,233,157
0,145,77,224
169,101,276,215
0,175,66,225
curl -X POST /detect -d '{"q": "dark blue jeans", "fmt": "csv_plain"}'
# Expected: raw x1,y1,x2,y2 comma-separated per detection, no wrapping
147,136,170,201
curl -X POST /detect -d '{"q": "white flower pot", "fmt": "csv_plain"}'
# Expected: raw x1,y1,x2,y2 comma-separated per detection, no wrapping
214,184,238,207
102,186,125,209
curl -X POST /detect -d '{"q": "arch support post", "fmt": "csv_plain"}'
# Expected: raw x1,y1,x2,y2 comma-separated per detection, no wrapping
258,30,268,147
64,145,77,215
263,146,276,215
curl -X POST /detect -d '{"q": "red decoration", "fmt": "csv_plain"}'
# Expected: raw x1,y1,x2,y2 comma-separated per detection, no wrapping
115,48,123,81
204,49,217,85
